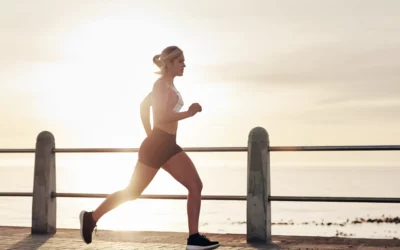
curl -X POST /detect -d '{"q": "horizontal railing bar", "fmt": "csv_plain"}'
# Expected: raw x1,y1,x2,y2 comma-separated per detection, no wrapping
2,192,399,203
271,196,400,203
52,145,400,153
0,192,32,197
54,147,248,153
270,145,400,151
52,192,246,200
55,148,139,153
2,145,399,154
0,149,35,153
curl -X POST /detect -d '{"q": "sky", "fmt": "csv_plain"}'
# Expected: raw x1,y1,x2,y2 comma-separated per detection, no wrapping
1,0,400,166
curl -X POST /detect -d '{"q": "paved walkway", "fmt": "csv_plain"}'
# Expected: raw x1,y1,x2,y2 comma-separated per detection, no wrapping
1,226,400,249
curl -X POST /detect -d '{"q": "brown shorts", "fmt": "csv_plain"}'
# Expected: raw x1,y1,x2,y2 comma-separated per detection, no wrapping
138,128,183,169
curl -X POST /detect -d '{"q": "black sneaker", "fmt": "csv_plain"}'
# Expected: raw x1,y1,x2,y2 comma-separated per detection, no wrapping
186,233,220,250
79,210,97,244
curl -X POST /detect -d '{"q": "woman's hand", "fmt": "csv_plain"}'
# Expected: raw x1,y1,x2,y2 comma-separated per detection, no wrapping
188,103,202,116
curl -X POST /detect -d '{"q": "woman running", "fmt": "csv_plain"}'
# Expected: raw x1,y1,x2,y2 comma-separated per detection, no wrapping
79,46,220,250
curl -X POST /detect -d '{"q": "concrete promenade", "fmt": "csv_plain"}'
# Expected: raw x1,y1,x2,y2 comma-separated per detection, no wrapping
1,226,400,249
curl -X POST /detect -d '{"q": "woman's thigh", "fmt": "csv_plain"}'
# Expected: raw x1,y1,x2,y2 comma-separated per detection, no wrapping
162,151,203,191
126,161,159,195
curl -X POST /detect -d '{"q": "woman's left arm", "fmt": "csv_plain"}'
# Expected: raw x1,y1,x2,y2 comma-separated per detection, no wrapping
140,92,152,136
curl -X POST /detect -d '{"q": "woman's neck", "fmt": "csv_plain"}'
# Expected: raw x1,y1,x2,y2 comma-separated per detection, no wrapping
160,74,175,86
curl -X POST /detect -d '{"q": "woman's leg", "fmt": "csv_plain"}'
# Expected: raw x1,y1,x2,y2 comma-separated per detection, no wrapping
162,151,219,249
80,161,159,244
92,161,159,221
163,151,202,235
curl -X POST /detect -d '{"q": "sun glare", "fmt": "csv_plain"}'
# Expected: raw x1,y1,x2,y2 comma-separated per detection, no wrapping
37,17,184,146
27,12,234,153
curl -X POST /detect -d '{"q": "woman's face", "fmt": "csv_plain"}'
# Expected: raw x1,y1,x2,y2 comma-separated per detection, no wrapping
169,53,186,77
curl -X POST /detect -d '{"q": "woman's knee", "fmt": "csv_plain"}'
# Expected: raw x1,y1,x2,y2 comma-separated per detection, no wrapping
122,186,142,200
187,178,203,194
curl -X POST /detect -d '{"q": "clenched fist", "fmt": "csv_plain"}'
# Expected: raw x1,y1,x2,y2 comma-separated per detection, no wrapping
188,103,202,116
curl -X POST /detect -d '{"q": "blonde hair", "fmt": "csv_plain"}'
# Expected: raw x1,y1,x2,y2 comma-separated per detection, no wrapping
153,46,183,75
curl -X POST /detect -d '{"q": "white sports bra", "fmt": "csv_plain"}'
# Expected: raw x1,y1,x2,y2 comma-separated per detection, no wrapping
170,85,184,112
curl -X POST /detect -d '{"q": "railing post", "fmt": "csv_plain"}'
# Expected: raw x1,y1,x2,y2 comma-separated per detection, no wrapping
247,127,271,243
32,131,56,234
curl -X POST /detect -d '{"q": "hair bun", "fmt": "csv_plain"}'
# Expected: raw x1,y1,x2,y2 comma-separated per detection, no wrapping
153,54,164,68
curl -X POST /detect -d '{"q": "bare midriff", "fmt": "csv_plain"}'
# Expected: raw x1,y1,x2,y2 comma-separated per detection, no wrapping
153,121,178,135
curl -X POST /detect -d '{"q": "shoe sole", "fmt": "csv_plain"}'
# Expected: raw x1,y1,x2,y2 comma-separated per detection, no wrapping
186,243,220,250
79,210,87,244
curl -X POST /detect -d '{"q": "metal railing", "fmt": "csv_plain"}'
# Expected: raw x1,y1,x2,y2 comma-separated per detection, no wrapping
2,144,400,154
3,144,399,154
0,129,399,243
1,145,399,202
2,145,400,202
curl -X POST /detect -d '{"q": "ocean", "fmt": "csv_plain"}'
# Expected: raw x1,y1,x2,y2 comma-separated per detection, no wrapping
0,153,399,239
